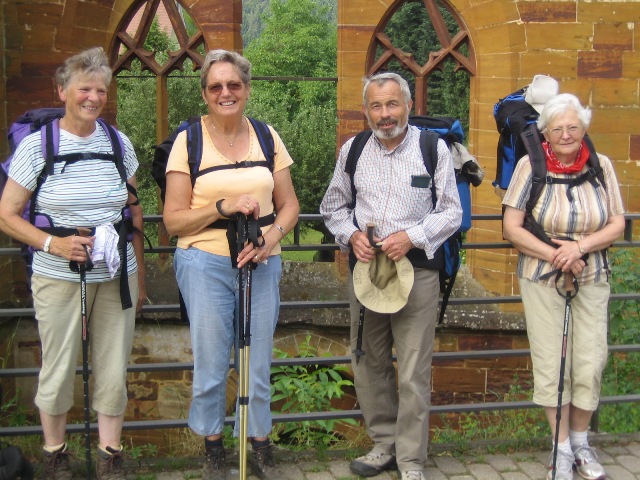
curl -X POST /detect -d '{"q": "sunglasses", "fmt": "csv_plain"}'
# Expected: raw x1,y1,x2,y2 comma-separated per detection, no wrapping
206,82,245,95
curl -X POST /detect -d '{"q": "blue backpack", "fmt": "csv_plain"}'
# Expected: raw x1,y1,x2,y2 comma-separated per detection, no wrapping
492,87,540,190
345,115,480,323
1,108,137,308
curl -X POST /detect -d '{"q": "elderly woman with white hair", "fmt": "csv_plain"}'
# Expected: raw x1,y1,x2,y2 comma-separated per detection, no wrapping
502,93,625,480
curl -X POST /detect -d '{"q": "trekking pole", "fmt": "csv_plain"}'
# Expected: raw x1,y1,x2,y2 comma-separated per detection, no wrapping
550,273,579,480
71,245,94,480
236,213,260,480
353,223,377,365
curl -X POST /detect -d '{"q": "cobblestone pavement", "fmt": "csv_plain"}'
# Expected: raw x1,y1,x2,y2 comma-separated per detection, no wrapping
123,436,640,480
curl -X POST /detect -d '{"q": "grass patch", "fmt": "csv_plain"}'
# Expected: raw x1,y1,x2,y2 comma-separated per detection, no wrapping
280,228,325,262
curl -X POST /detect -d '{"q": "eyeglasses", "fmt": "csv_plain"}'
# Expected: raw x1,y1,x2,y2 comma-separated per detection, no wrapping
206,82,245,95
548,125,582,138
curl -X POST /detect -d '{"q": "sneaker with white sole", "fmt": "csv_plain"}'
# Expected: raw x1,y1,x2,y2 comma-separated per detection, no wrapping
400,470,426,480
546,448,575,480
350,450,397,477
574,445,606,480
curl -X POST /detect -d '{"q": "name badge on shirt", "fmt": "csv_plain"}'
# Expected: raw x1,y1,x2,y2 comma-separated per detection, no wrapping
411,174,432,188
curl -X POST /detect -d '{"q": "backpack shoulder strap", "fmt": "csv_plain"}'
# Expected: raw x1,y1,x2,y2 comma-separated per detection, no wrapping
97,119,128,183
40,119,59,177
345,130,373,209
186,120,204,187
583,134,606,191
419,129,440,208
520,124,548,214
247,117,275,171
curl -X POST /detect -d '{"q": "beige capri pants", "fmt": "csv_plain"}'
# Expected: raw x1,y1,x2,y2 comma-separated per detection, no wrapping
32,273,138,417
519,278,610,411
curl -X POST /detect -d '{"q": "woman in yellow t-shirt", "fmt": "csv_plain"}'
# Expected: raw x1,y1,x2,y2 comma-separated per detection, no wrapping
163,49,299,480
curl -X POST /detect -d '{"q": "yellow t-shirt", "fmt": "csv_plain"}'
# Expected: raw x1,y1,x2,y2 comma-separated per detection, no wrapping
166,116,294,256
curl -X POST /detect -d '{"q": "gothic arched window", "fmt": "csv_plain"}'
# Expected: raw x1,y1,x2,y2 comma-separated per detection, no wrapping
367,0,475,123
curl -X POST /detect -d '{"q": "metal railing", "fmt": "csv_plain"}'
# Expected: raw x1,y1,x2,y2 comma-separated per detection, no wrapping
1,212,639,437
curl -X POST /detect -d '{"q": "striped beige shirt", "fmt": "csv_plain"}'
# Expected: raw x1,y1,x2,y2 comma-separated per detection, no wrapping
502,153,625,287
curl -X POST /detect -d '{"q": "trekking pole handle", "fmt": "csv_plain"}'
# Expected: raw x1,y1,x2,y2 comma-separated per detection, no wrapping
366,222,382,250
366,223,376,248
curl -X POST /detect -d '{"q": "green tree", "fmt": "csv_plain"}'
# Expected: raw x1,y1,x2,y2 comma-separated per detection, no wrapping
244,0,338,218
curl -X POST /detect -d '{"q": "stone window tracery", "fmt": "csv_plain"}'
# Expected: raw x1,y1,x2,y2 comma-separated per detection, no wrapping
367,0,475,116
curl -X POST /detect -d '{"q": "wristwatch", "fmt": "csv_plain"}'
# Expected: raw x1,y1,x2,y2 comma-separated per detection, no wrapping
43,235,53,253
577,240,586,254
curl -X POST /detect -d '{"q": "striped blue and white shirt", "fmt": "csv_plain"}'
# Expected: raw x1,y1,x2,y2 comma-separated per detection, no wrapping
321,125,462,259
9,123,139,282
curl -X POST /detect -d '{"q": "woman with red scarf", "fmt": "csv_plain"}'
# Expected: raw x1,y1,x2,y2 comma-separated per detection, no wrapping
503,93,625,480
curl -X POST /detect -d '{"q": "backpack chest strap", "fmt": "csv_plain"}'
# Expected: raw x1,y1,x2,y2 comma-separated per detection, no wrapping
538,166,603,202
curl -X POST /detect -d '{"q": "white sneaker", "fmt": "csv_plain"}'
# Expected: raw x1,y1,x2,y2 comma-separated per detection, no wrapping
574,445,606,480
349,450,397,477
400,470,425,480
547,448,575,480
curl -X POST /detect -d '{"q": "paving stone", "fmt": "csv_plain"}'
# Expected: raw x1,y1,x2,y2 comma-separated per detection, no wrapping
501,473,533,480
327,459,354,478
449,476,475,480
466,463,502,480
423,466,447,480
484,453,519,472
603,464,638,480
625,443,640,457
615,454,640,473
593,446,615,464
515,459,548,479
432,456,468,474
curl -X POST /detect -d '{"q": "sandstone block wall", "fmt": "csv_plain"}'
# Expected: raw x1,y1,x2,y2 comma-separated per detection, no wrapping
337,0,640,302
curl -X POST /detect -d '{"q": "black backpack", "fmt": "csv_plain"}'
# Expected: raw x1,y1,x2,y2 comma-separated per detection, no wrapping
493,87,539,191
152,116,277,322
152,116,276,203
345,116,475,324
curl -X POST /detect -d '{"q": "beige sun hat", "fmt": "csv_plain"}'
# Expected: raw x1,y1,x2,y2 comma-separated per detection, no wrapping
524,74,559,114
353,252,415,314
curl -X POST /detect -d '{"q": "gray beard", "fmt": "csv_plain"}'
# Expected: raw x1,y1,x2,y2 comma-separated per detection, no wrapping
369,117,408,141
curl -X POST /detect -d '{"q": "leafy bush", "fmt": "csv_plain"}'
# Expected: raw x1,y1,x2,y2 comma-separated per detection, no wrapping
598,248,640,433
270,335,357,448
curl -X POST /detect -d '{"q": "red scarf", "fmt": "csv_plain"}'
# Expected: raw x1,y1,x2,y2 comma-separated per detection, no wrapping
543,140,590,174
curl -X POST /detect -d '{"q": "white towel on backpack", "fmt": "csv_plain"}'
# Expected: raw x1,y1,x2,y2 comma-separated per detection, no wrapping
90,224,120,277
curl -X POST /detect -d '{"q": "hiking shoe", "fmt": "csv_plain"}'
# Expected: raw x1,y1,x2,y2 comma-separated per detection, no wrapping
574,445,606,480
202,446,226,480
248,443,293,480
42,444,72,480
400,470,426,480
546,448,575,480
350,450,397,477
96,446,126,480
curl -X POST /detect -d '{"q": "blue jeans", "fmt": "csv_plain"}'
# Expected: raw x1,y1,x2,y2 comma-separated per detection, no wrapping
174,247,282,438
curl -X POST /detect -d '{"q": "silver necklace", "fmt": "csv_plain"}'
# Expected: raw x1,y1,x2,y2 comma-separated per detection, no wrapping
212,118,244,146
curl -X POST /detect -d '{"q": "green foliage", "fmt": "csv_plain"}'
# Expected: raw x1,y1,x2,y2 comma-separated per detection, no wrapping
244,0,338,217
599,248,640,433
243,0,337,50
270,335,356,448
127,441,159,460
116,20,203,216
431,377,547,453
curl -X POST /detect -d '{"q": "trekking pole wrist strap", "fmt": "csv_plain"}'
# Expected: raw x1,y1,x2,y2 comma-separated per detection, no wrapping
216,199,229,218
